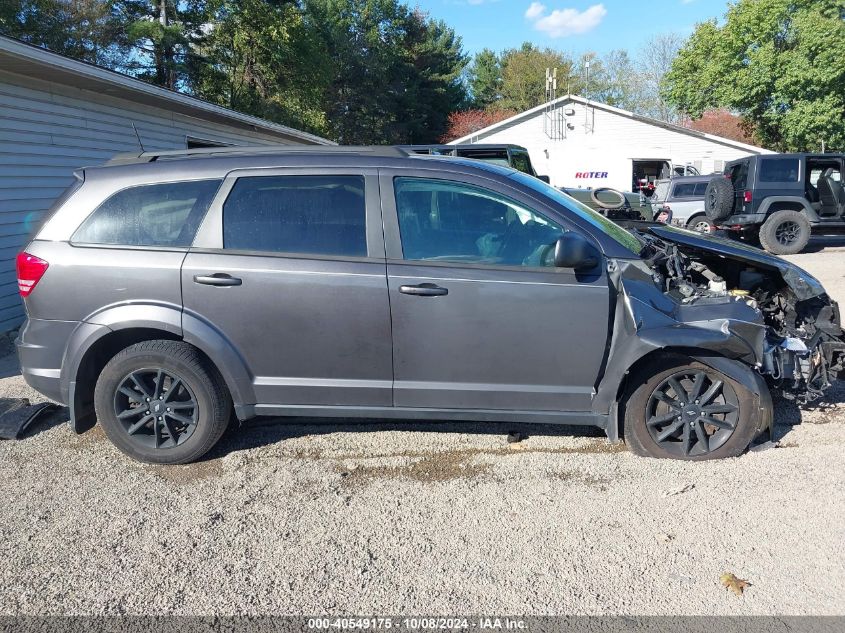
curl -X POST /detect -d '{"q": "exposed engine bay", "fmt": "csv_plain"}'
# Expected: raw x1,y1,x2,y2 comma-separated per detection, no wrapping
638,228,845,403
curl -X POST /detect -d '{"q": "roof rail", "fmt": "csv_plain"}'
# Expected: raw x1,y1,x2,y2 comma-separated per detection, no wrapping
105,145,410,166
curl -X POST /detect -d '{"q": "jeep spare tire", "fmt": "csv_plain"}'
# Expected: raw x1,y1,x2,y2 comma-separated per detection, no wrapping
704,177,735,222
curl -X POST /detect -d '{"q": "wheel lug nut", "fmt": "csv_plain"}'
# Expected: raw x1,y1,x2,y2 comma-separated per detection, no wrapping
145,398,150,402
157,416,162,421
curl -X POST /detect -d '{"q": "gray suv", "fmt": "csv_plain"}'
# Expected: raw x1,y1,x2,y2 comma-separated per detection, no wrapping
16,146,845,464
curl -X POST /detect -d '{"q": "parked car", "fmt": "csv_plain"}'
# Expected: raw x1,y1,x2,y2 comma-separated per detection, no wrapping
705,153,845,254
403,144,549,182
650,176,716,234
16,145,845,464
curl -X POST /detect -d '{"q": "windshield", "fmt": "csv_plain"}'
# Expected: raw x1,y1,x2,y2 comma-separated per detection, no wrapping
511,172,643,255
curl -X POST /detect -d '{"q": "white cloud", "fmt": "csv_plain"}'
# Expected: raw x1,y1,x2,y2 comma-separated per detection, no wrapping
525,2,546,19
525,3,607,38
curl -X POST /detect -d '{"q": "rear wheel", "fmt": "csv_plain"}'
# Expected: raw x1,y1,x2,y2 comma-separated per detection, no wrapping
758,209,811,255
94,340,232,464
687,214,715,235
624,359,761,460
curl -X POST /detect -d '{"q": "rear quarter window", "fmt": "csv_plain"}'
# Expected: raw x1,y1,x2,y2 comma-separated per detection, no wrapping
671,183,698,198
72,179,221,247
759,158,800,183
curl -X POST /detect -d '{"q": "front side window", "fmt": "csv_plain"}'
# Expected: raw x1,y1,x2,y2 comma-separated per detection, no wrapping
222,175,366,257
394,178,564,267
72,179,221,247
759,158,800,183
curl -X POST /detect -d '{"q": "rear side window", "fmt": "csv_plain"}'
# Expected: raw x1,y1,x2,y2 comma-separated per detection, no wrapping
73,179,221,247
671,183,698,198
759,158,800,183
510,150,534,175
693,182,708,196
222,175,367,257
728,161,749,189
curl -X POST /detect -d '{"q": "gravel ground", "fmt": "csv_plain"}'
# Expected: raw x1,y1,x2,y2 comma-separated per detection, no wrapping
1,241,844,616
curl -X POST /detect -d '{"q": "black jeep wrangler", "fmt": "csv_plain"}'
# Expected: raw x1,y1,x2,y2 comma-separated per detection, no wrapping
704,153,845,255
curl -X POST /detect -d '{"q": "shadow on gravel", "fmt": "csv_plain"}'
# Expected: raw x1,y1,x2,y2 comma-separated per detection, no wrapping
203,418,609,463
771,379,845,441
801,235,845,253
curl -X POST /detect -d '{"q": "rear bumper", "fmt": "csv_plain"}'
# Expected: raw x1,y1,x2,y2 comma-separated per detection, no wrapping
16,318,78,405
719,213,765,227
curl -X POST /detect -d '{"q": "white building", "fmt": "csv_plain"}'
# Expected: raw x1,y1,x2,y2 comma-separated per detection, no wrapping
450,95,773,191
0,35,332,331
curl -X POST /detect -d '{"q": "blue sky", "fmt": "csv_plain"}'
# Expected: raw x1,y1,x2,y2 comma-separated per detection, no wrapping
412,0,728,56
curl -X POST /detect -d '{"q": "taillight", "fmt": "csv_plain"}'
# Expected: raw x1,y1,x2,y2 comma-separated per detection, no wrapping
16,252,49,297
743,190,753,204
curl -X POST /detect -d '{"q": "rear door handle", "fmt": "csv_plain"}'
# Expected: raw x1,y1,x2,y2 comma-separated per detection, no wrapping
193,273,242,287
399,283,448,297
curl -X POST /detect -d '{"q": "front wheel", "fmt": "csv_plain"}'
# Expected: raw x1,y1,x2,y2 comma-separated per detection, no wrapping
624,359,762,460
94,340,232,464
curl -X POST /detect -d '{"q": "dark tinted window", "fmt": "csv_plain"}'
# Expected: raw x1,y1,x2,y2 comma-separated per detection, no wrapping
671,183,698,198
455,149,510,167
394,178,564,267
73,179,220,246
759,158,800,183
729,161,749,189
510,150,534,175
223,175,366,256
694,182,709,196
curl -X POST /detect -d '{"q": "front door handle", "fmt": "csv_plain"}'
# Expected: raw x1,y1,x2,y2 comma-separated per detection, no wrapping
193,273,242,287
399,283,448,297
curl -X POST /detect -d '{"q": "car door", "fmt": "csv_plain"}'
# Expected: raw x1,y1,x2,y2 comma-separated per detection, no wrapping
182,167,392,409
380,170,611,413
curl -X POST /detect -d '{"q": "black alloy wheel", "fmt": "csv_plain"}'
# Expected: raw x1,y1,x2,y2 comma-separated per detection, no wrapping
774,220,801,247
644,369,739,457
113,368,199,449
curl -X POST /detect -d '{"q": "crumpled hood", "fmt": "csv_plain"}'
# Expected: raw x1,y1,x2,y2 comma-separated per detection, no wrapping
645,225,827,301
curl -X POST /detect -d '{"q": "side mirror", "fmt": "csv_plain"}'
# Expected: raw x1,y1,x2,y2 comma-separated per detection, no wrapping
537,175,551,184
553,233,600,270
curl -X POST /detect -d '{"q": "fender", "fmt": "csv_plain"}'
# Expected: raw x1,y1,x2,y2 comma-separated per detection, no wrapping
757,196,820,222
181,310,256,418
63,303,256,432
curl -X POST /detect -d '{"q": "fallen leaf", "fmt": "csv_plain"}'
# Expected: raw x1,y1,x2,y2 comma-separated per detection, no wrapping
720,572,751,596
664,483,695,497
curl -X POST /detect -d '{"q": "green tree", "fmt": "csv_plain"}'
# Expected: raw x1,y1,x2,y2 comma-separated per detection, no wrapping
664,0,845,151
0,0,125,66
305,0,466,144
121,0,214,89
467,48,501,109
191,0,330,135
595,49,641,111
638,32,684,123
497,43,575,112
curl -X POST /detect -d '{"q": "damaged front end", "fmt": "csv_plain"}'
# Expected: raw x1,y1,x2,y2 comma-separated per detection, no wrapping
637,226,845,404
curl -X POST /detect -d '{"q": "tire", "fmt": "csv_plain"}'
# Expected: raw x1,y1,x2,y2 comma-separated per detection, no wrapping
623,357,761,461
704,177,735,222
686,214,715,235
758,209,811,255
94,340,232,464
590,187,627,210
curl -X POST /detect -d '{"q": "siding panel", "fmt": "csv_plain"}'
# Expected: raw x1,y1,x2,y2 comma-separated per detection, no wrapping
0,68,317,331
